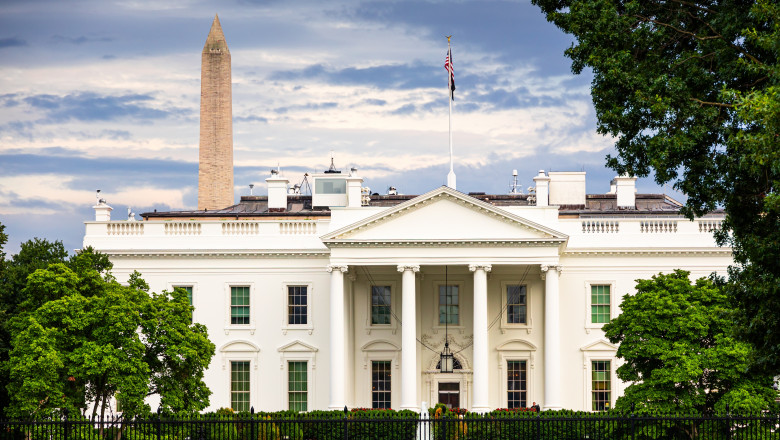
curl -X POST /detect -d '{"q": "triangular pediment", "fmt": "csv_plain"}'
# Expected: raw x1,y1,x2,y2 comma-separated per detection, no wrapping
278,340,318,353
580,339,618,352
322,186,567,244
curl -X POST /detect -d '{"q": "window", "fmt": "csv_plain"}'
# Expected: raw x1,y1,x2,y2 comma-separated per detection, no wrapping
371,286,392,325
288,286,308,325
591,285,611,324
288,361,308,411
507,360,527,409
371,361,391,409
592,360,611,411
506,285,527,324
231,286,250,325
231,361,250,412
439,285,459,325
315,178,346,194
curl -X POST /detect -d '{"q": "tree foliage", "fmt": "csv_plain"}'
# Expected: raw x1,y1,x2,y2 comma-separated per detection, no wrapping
531,0,780,373
0,232,69,416
603,270,776,414
5,247,216,418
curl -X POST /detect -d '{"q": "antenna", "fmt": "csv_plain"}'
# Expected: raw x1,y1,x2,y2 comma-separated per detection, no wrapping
509,169,522,195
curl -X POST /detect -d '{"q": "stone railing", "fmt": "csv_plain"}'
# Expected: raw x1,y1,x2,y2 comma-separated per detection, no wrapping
222,222,260,235
165,222,202,235
279,221,318,235
640,220,677,233
107,222,144,235
698,220,723,233
581,220,619,233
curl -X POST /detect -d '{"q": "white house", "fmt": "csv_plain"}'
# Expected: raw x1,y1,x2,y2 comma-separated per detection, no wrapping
82,168,730,413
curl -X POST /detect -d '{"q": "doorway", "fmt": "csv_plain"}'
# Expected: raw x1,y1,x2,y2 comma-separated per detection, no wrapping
438,382,460,408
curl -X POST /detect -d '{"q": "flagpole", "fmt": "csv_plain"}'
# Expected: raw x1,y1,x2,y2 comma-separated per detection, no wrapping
446,36,456,190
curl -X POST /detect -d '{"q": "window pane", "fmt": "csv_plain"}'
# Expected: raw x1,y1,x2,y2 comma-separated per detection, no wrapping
506,285,527,324
439,285,459,325
288,361,308,412
231,361,250,412
592,360,611,411
591,285,611,324
371,286,391,325
288,286,308,325
231,286,250,325
371,361,392,409
507,360,527,408
315,179,347,194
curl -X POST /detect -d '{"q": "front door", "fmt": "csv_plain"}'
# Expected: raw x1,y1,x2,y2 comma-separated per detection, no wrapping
438,382,460,408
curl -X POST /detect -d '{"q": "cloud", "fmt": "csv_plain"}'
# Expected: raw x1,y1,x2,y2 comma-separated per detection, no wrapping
234,115,268,123
51,35,114,45
273,101,338,114
0,37,26,48
20,92,187,123
270,62,440,90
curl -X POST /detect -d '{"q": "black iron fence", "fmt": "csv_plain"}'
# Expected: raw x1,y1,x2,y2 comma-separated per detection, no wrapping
2,410,779,440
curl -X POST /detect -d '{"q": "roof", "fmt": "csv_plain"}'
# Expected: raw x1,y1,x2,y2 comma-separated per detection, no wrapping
140,191,697,220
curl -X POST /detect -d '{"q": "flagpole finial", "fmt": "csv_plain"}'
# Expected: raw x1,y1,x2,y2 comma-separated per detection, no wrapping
446,35,452,44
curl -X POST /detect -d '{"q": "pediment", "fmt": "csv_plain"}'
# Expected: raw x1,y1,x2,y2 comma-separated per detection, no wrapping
219,340,260,353
361,340,400,352
496,339,537,352
322,186,567,244
278,340,319,353
580,339,618,352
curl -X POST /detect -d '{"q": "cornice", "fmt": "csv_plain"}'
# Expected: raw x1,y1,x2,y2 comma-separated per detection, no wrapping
562,247,732,257
322,238,566,248
102,249,330,259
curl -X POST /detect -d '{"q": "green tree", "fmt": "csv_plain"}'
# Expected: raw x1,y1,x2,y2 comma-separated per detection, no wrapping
531,0,780,373
603,270,776,414
0,233,69,416
6,249,215,418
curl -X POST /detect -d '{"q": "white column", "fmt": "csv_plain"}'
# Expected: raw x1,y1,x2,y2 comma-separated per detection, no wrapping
327,264,348,410
398,264,420,411
469,264,491,413
541,264,562,410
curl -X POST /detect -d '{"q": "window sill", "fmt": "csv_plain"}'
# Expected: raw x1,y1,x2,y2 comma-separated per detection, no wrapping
224,325,256,335
283,325,314,335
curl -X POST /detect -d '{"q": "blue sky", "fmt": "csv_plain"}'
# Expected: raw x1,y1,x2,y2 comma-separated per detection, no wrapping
0,0,674,256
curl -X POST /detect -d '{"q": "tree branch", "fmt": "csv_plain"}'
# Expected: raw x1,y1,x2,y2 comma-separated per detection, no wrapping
690,98,734,108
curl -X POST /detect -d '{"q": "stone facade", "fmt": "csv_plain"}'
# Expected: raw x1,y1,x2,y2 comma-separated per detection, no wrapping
198,15,234,211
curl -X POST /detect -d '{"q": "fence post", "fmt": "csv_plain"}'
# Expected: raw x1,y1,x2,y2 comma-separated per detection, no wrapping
343,406,349,440
63,409,70,440
630,403,636,440
535,410,540,440
156,406,162,440
250,407,255,440
725,403,731,440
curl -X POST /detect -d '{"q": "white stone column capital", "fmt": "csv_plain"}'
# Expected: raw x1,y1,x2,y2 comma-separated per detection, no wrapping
326,264,349,273
396,264,420,273
540,264,562,279
468,264,492,273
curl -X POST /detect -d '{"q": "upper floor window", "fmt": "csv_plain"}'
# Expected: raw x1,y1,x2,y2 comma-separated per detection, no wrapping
591,285,611,324
231,286,250,325
288,286,308,325
506,285,527,324
371,286,392,325
439,285,459,325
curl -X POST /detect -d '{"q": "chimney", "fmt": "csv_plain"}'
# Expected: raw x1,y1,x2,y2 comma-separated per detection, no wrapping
613,175,637,209
266,170,289,211
532,170,550,207
93,200,112,221
346,167,364,208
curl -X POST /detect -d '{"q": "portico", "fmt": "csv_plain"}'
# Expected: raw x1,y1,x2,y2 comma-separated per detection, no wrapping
321,186,568,411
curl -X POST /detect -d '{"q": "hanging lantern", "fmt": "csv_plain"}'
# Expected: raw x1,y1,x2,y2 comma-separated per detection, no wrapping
440,342,454,373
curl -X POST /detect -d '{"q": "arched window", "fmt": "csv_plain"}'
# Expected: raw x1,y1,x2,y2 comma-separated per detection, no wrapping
436,357,462,370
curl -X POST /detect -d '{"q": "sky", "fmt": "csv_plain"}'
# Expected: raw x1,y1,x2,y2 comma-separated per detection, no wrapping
0,0,675,256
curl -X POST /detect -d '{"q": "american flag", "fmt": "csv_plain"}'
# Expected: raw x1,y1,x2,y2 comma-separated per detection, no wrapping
445,48,455,100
